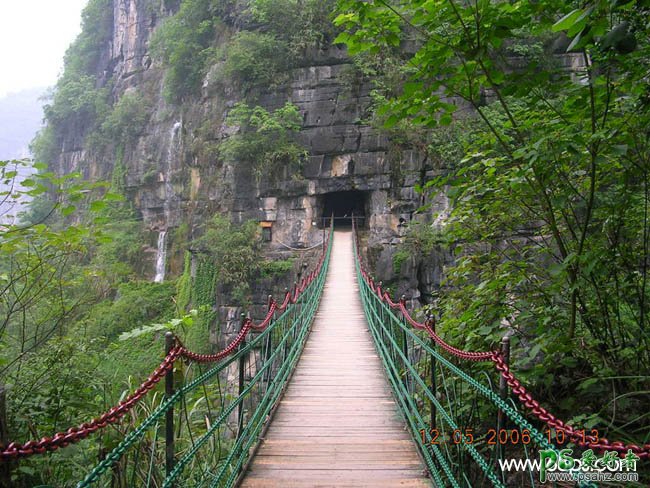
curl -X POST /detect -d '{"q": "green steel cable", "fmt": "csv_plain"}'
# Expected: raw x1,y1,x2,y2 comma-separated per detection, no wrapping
353,237,562,487
78,231,332,487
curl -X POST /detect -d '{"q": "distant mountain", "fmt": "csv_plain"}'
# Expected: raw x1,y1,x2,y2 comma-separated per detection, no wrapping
0,87,47,160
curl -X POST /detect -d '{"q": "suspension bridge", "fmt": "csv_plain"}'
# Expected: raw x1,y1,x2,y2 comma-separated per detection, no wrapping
1,224,648,487
240,230,429,487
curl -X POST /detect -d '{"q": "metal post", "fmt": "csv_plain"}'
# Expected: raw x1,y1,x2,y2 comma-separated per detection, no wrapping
237,313,247,442
283,287,290,362
400,296,410,395
263,296,274,389
497,336,510,464
293,281,300,342
377,282,385,342
428,315,437,429
164,332,175,480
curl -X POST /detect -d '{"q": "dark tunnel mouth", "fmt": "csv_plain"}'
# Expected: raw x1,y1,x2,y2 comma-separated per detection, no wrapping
320,190,369,228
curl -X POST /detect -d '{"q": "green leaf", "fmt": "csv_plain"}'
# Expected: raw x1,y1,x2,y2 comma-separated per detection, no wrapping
552,9,582,32
90,200,107,212
61,205,76,217
103,192,124,202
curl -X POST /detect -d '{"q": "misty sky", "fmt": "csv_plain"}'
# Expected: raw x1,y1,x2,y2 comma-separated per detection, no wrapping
0,0,88,98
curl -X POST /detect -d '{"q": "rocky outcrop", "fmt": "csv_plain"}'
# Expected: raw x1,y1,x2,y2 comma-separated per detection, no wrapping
51,0,450,306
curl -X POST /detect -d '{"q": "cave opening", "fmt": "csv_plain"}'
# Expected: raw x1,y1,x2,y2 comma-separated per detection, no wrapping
320,190,369,228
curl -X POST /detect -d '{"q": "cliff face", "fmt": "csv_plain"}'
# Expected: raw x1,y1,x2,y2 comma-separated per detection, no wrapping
49,0,446,303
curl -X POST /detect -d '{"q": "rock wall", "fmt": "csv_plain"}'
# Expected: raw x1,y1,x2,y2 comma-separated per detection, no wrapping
51,0,449,305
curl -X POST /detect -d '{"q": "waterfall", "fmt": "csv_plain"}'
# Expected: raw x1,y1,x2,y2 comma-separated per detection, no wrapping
432,192,450,228
153,121,181,282
154,230,167,283
164,121,182,223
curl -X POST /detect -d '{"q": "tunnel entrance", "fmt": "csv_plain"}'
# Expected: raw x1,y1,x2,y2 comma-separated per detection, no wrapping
320,190,369,228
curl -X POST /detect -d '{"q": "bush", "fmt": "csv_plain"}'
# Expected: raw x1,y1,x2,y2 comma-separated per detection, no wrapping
150,0,220,102
216,31,289,90
81,281,176,340
63,0,114,78
43,75,109,129
30,125,59,167
248,0,338,56
261,258,295,278
193,216,261,304
100,91,152,145
32,0,114,170
220,102,306,181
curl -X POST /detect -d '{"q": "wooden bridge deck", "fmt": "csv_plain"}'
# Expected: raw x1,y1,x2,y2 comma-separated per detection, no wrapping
240,230,431,487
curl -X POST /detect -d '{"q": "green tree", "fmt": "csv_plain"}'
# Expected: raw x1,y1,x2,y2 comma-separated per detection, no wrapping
221,102,306,181
216,31,290,91
248,0,338,56
150,0,222,102
335,0,650,434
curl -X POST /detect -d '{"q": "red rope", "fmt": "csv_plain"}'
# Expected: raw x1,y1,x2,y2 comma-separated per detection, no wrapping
1,346,181,460
1,227,332,461
354,229,649,459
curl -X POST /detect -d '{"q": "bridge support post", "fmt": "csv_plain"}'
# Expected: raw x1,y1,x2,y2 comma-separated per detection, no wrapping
283,288,290,362
263,296,274,393
400,296,410,395
237,313,247,443
496,336,510,466
428,315,437,429
164,332,175,482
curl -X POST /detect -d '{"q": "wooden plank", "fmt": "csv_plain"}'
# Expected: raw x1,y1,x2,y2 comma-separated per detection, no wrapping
239,231,431,488
242,479,430,488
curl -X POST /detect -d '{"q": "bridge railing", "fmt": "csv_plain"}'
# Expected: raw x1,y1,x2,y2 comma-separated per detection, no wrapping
0,224,332,487
354,248,546,486
76,226,332,487
353,226,648,487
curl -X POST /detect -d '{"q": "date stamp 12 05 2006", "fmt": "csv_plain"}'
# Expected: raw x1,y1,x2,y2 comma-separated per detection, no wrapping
418,427,601,446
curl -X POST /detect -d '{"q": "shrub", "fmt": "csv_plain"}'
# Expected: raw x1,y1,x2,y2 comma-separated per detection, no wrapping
193,216,261,302
150,0,220,102
100,91,152,145
261,258,295,278
248,0,338,56
32,0,114,170
63,0,114,78
82,282,176,340
220,102,305,181
216,31,289,90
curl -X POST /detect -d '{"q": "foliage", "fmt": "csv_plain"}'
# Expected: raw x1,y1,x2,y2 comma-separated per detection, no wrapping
43,76,109,131
193,257,219,338
248,0,339,57
0,160,168,486
193,216,261,304
151,0,339,100
393,222,447,273
176,250,193,313
150,0,222,102
36,0,113,163
261,258,295,278
81,281,176,341
63,0,114,78
216,31,289,91
118,311,196,341
5,337,105,486
221,102,306,181
29,126,59,168
336,0,650,441
97,91,152,147
0,161,113,361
